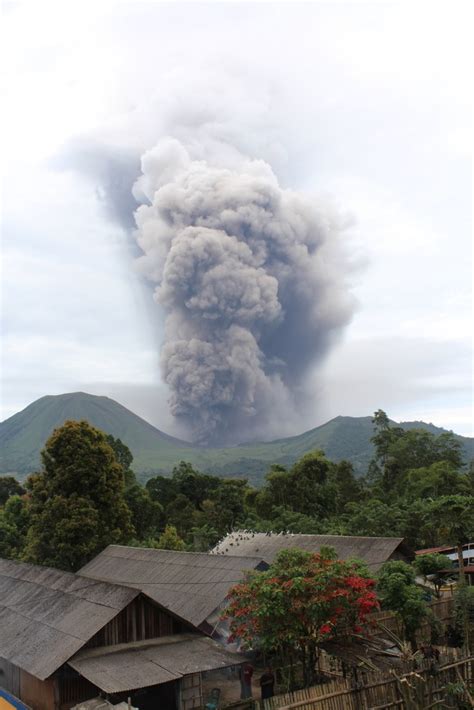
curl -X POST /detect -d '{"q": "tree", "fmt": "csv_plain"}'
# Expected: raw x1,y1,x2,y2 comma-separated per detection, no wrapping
124,484,163,540
0,510,21,559
165,494,196,538
369,410,464,493
24,420,133,571
155,524,186,551
172,461,220,507
454,585,474,653
105,434,136,487
0,495,30,559
25,495,101,570
426,495,474,585
328,460,363,514
224,548,379,687
0,476,25,506
190,523,220,551
146,474,177,508
413,553,452,598
403,461,470,500
377,561,429,649
344,499,406,538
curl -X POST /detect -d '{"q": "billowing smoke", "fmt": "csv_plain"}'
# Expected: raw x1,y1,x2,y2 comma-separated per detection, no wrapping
131,138,354,443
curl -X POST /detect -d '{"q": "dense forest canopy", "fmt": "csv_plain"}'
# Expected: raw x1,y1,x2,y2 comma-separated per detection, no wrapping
1,410,473,568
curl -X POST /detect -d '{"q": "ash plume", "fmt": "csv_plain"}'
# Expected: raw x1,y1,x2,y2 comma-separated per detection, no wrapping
131,138,355,444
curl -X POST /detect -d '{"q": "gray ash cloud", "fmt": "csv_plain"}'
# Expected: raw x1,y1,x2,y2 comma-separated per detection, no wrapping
131,138,355,444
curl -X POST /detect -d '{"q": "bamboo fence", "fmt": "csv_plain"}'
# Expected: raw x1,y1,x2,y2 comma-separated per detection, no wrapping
254,653,473,710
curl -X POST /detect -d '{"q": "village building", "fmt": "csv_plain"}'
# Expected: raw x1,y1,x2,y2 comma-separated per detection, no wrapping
0,557,254,710
416,541,474,585
78,546,268,640
210,532,412,571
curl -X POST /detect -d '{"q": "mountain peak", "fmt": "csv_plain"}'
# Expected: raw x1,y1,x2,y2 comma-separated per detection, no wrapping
1,393,472,484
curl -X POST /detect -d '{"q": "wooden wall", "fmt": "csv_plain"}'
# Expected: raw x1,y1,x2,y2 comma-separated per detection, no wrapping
0,658,20,698
85,594,186,648
19,669,56,710
180,673,202,710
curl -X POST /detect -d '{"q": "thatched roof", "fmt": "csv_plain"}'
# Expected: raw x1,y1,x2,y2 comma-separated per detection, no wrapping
211,532,409,570
69,632,246,694
79,545,267,629
0,558,138,680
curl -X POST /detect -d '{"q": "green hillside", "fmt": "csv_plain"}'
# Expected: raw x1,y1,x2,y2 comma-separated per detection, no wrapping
0,392,194,477
1,392,472,486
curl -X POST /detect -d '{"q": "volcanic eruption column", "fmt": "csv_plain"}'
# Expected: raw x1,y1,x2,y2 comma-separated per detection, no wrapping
131,137,354,444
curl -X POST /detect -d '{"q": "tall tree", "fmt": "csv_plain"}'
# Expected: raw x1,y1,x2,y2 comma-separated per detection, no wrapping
377,561,429,649
24,420,133,571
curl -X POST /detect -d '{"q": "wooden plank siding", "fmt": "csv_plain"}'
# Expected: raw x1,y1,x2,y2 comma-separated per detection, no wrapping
84,594,186,648
19,669,56,710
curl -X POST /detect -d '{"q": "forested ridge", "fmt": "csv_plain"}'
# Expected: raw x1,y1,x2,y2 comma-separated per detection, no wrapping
1,410,473,569
2,392,473,483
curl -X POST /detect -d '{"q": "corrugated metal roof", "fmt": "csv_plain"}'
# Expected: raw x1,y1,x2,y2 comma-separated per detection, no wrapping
210,532,408,570
415,545,453,555
79,546,266,629
69,633,246,694
0,558,139,680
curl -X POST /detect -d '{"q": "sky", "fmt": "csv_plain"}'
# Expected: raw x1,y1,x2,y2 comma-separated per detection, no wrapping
1,0,472,439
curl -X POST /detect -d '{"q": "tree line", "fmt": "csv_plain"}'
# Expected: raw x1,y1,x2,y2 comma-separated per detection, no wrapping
1,411,473,656
1,410,473,571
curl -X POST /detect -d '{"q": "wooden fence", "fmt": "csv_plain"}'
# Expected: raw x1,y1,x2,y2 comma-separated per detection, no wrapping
253,652,473,710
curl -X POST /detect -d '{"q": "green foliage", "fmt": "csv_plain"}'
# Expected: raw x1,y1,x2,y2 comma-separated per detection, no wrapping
454,585,474,652
23,420,133,571
403,461,470,500
426,495,474,547
0,509,22,558
413,553,452,597
190,524,220,551
377,561,429,647
370,410,465,493
155,524,186,551
0,476,25,505
224,548,379,687
171,461,220,506
105,434,134,473
25,494,101,571
343,499,406,537
0,493,30,559
124,484,163,540
2,406,472,584
146,474,177,507
165,494,196,538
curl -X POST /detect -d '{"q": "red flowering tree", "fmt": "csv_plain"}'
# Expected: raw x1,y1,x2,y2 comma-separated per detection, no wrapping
223,548,379,687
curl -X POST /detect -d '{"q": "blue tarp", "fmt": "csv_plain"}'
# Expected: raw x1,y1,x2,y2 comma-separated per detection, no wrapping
0,689,30,710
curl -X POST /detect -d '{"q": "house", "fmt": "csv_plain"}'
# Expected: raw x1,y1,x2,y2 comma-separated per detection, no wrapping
211,531,412,571
416,542,474,585
0,557,250,710
78,545,268,639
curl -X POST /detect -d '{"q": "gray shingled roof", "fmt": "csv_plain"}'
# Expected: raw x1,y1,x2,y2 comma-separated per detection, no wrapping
0,558,139,680
210,532,408,570
69,633,246,693
79,546,267,629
